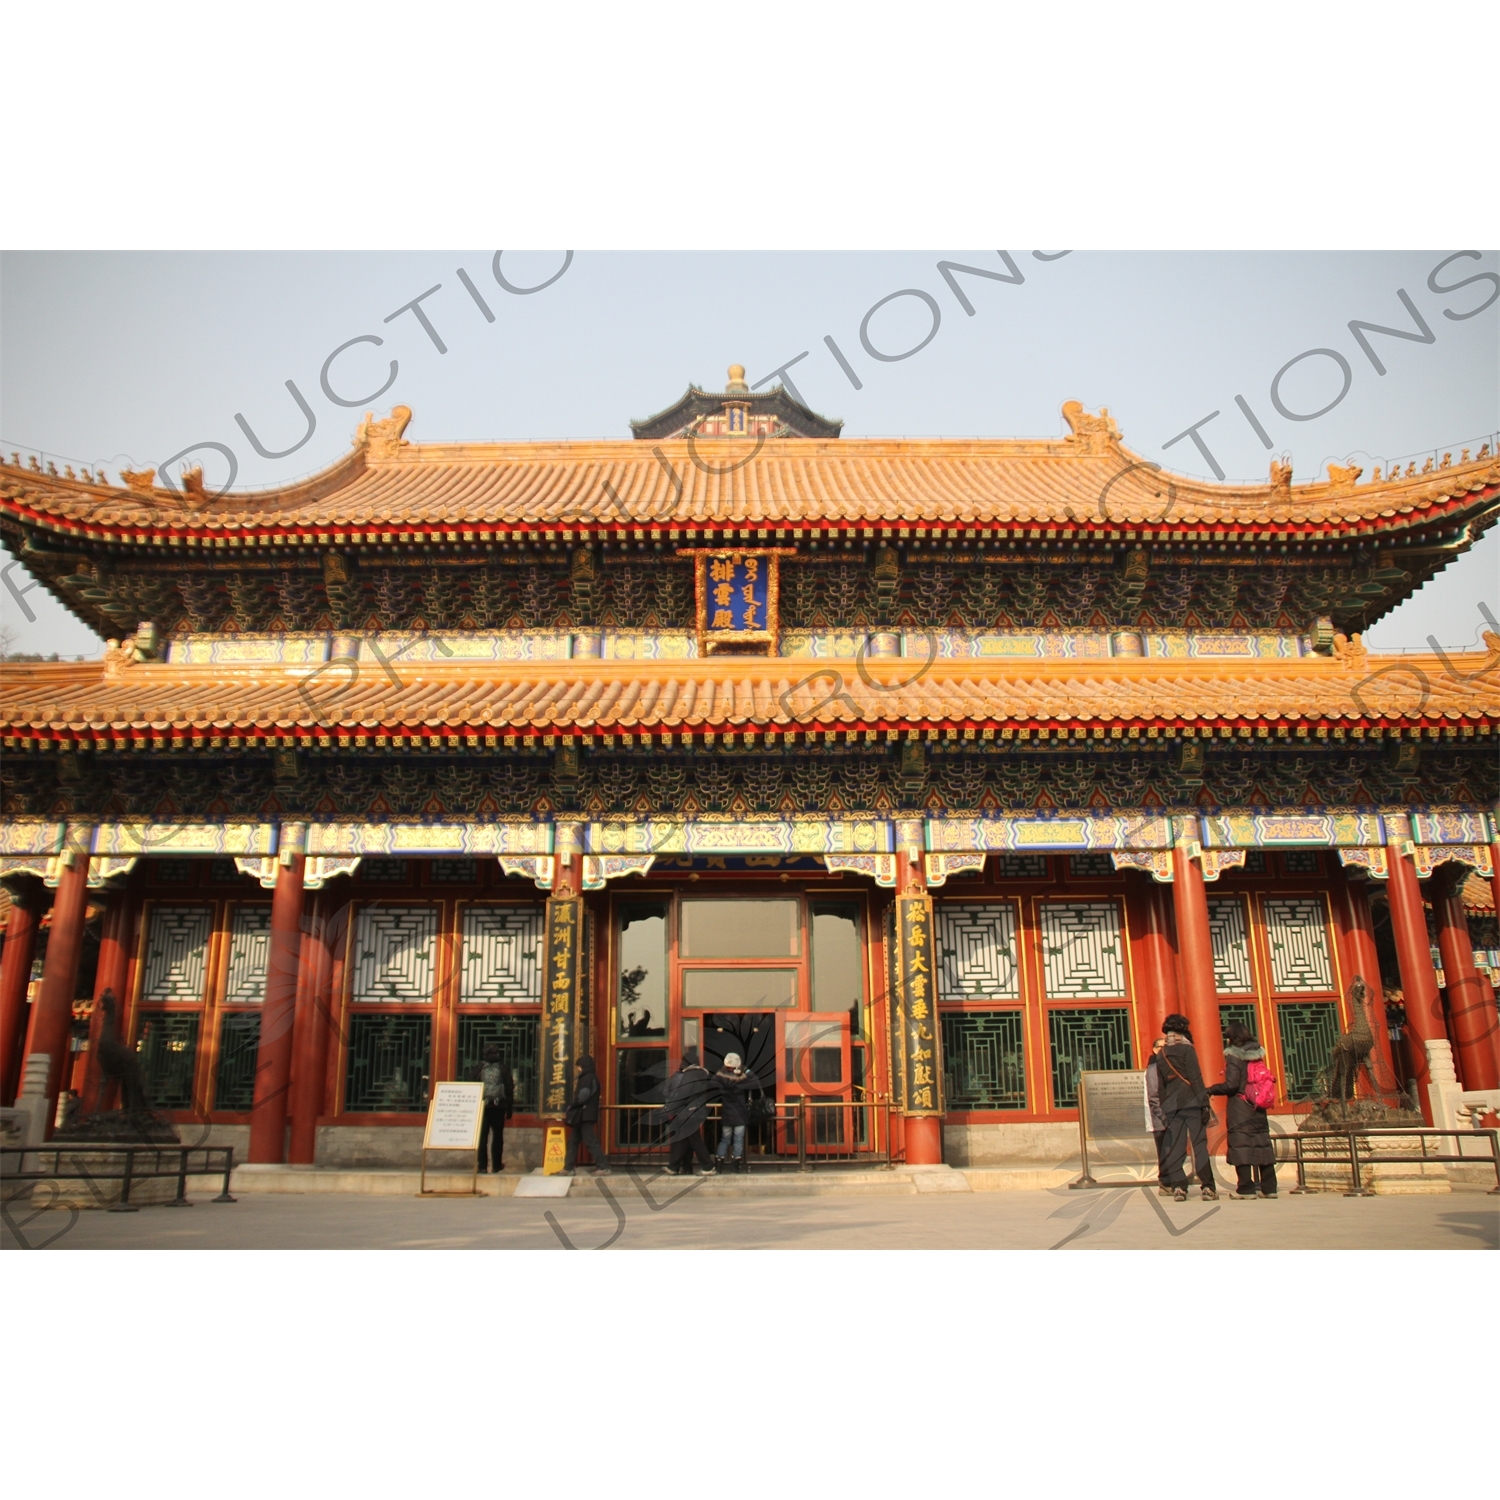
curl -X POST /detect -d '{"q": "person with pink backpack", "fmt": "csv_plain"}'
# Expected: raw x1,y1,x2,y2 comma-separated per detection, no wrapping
1207,1019,1278,1198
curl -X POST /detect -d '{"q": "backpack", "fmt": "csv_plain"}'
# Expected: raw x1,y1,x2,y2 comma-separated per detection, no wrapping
480,1061,507,1106
1241,1058,1276,1110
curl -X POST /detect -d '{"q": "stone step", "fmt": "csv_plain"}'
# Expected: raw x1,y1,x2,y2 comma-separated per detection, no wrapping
220,1161,1088,1199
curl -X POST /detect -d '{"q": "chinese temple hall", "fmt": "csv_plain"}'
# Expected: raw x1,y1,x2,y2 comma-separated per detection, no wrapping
2,368,1499,1172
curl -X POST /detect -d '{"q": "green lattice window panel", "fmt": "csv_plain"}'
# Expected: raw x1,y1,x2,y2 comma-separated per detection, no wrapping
214,1012,261,1112
1218,1002,1259,1047
941,1010,1026,1111
359,860,410,883
456,1014,540,1114
1276,1001,1338,1101
1048,1006,1132,1110
134,1010,200,1110
344,1015,431,1113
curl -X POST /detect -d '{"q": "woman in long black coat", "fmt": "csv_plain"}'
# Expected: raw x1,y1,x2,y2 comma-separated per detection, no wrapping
1207,1020,1277,1198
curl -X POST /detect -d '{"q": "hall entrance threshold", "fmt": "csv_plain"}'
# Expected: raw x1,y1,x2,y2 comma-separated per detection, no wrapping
606,1009,894,1169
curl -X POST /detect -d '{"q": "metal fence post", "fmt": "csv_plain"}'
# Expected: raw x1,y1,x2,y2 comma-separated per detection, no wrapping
109,1148,139,1213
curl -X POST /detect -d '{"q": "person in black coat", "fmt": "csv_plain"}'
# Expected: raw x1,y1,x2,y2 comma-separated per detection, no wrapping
712,1052,756,1172
465,1042,513,1174
563,1055,611,1176
662,1047,716,1175
1207,1019,1277,1198
1156,1013,1218,1201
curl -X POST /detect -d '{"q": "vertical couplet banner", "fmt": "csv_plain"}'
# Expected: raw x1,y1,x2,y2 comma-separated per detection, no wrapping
896,894,943,1116
541,895,580,1117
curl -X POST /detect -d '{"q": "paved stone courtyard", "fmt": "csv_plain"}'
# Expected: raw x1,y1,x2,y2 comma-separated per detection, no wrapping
5,1178,1495,1251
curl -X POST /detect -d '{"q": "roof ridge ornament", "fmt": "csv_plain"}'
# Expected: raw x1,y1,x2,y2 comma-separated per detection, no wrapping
1327,461,1363,492
356,405,413,459
1270,458,1292,497
119,467,157,493
1060,400,1122,456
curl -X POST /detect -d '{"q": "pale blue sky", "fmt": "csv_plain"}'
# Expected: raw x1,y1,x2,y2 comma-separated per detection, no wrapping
3,250,1496,656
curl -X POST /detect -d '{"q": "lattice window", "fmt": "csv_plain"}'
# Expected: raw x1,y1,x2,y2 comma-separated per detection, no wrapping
209,859,242,883
995,854,1048,880
1242,851,1269,874
1281,851,1320,875
457,1014,540,1113
359,859,410,883
1264,896,1334,993
431,858,479,883
460,905,544,1003
1276,1001,1338,1100
344,1015,431,1112
134,1010,200,1109
1207,897,1254,995
1218,1002,1259,1046
937,903,1021,1001
1048,1007,1132,1109
223,905,271,1004
1067,853,1116,879
353,905,437,1003
941,1011,1026,1110
153,859,193,883
214,1012,261,1111
142,906,212,1002
1039,902,1126,999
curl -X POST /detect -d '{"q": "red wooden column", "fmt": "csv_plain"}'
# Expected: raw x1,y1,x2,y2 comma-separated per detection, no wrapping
1331,871,1399,1095
0,875,48,1107
895,821,943,1165
1169,831,1225,1087
21,827,93,1132
1491,837,1500,926
1384,841,1443,1122
1128,876,1179,1046
287,890,334,1164
80,887,135,1112
248,826,308,1163
1434,865,1498,1091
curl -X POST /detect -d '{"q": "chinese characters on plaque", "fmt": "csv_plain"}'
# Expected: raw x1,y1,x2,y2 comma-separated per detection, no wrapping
541,895,580,1115
686,549,786,654
896,894,943,1116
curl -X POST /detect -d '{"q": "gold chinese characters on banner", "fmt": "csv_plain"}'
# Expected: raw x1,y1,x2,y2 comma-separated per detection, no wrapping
896,894,943,1116
541,895,580,1115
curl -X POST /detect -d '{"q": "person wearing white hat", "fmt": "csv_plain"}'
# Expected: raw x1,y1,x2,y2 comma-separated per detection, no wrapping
713,1051,755,1172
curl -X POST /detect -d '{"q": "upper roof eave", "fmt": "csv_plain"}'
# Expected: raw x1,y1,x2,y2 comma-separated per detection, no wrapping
1,404,1495,541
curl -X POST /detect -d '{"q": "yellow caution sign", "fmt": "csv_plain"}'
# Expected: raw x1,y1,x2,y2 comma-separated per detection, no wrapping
542,1125,568,1175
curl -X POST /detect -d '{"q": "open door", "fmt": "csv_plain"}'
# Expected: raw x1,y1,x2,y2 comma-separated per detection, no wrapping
778,1012,852,1155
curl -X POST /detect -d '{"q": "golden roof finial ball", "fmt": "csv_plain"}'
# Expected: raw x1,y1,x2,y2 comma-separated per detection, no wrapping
726,363,749,393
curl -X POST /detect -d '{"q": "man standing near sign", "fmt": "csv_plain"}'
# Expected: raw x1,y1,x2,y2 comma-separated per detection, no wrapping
467,1043,513,1175
1156,1014,1218,1202
563,1054,611,1177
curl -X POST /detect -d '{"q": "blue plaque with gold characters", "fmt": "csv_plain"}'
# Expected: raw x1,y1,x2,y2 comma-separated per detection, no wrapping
682,547,793,655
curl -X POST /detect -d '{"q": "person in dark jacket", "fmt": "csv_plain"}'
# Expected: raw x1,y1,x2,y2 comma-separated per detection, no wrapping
1145,1037,1173,1195
1207,1020,1277,1198
563,1055,611,1176
465,1042,513,1174
1157,1013,1218,1201
663,1047,716,1175
712,1052,755,1172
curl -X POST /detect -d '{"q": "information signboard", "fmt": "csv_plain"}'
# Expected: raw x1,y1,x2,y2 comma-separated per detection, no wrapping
1072,1069,1158,1189
419,1081,484,1196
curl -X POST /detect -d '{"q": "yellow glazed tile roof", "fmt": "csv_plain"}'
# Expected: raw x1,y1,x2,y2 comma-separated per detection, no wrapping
4,641,1496,744
3,404,1497,543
